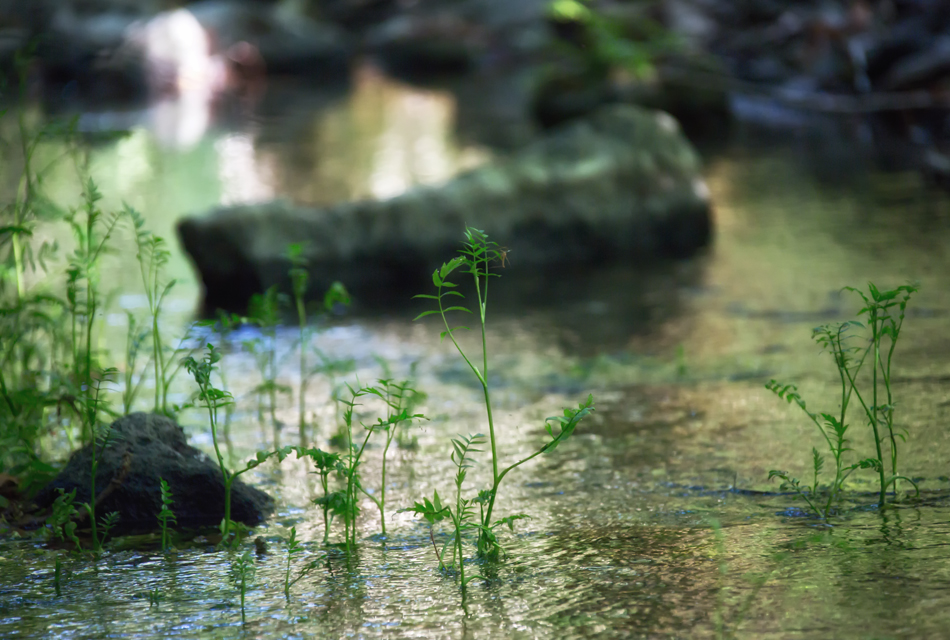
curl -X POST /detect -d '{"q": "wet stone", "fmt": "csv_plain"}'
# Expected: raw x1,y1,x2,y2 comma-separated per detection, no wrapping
178,103,712,313
32,412,274,535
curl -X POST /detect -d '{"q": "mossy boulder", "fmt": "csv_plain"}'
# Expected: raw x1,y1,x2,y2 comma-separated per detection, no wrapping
178,103,712,312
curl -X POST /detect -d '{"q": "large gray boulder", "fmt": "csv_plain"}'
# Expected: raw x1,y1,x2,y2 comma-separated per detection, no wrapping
178,104,712,312
33,413,274,536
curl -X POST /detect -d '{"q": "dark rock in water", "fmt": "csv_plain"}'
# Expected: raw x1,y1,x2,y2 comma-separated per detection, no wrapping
365,15,478,79
187,1,353,80
27,1,352,106
320,0,400,32
615,56,733,141
33,413,274,535
35,7,150,105
880,36,950,91
178,104,712,313
532,68,614,129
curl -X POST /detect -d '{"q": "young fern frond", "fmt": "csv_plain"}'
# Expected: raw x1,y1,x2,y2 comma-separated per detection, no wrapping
414,227,595,560
767,282,919,516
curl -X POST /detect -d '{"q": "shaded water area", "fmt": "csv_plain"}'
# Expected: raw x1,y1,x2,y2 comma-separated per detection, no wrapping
3,72,950,638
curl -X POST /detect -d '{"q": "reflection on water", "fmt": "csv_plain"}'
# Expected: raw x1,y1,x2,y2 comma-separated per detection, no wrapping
267,65,489,205
215,133,275,205
16,67,490,327
3,75,950,638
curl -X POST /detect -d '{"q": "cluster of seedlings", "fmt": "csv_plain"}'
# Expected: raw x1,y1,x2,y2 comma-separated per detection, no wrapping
0,72,925,629
766,283,920,518
0,96,596,623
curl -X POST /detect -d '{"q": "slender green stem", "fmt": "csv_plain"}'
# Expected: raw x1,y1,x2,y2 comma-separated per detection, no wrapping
359,485,383,532
360,423,393,535
472,253,499,483
152,301,162,412
347,426,375,545
436,288,484,386
380,432,393,535
825,328,858,514
70,289,79,397
88,447,98,551
482,446,547,531
793,485,823,518
321,472,330,545
201,380,232,542
881,310,903,487
345,431,352,545
13,107,33,303
239,566,247,623
284,552,292,600
834,327,888,508
297,298,307,445
0,365,18,418
870,311,886,507
84,295,95,435
86,379,107,552
11,233,24,303
454,511,465,587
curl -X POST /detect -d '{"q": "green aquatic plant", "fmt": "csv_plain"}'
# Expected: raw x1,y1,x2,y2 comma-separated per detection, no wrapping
547,0,676,78
95,511,120,551
2,53,78,304
182,344,236,541
197,311,245,455
288,244,310,444
230,550,255,624
286,243,351,446
414,227,595,556
358,379,424,536
53,556,64,596
0,317,61,493
129,207,182,416
46,488,81,551
335,382,424,547
333,384,361,545
405,433,489,589
65,180,122,445
306,448,345,545
283,525,321,600
157,477,176,552
80,368,120,553
847,283,919,500
244,286,290,445
121,312,150,415
184,343,297,545
0,76,87,492
767,282,919,516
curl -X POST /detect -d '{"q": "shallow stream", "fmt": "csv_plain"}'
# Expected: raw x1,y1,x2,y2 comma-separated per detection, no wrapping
2,71,950,639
